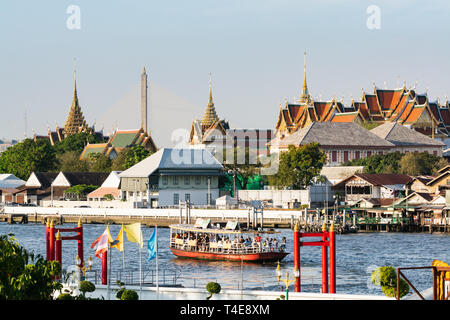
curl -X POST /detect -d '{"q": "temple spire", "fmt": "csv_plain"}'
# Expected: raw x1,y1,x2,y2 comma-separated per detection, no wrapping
201,72,219,127
299,51,313,105
63,59,89,136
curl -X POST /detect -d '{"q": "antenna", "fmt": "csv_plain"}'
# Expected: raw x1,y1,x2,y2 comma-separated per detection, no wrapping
24,109,27,139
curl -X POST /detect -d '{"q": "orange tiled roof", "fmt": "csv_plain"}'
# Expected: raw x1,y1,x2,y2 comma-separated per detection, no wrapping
331,111,360,123
375,88,405,112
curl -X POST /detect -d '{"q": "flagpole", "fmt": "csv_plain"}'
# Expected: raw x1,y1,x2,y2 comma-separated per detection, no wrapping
156,225,159,297
139,226,142,299
107,226,111,300
122,224,125,270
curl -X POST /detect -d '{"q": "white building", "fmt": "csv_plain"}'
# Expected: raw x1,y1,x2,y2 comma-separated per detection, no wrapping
119,148,224,207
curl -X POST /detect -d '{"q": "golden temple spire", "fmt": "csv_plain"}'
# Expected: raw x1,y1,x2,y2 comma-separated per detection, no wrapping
299,51,313,105
201,72,219,127
208,72,213,107
63,59,89,136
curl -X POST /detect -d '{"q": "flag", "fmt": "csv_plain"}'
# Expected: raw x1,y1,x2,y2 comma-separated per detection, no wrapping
91,226,112,259
124,223,143,248
111,225,124,252
147,227,158,261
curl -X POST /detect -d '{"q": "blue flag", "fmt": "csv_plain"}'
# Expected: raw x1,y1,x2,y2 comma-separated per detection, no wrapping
147,227,157,261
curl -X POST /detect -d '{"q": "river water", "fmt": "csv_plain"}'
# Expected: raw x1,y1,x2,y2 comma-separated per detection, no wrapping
1,222,449,298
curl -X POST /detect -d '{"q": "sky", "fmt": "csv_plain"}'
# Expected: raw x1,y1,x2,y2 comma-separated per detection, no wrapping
1,1,449,147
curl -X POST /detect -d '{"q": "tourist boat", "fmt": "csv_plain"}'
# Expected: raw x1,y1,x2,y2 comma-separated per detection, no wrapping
169,219,289,263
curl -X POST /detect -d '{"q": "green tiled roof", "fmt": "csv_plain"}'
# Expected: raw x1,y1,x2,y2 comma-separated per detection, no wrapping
110,132,138,148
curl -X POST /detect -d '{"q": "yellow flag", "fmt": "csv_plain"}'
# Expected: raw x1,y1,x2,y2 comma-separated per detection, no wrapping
124,223,143,248
111,225,124,252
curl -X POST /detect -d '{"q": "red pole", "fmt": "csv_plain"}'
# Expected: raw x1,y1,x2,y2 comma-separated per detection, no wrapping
293,223,300,292
102,251,108,285
55,231,62,280
46,220,50,260
49,220,55,261
321,223,328,294
329,223,336,294
77,220,84,269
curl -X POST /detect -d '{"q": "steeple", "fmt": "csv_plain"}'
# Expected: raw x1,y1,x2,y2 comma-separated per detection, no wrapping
298,51,313,105
63,59,89,136
141,66,148,133
201,73,219,127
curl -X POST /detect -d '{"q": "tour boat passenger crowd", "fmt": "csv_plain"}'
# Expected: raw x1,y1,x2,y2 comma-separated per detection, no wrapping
172,232,287,253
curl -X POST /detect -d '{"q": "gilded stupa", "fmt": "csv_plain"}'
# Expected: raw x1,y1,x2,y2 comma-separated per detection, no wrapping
63,64,91,136
189,73,229,145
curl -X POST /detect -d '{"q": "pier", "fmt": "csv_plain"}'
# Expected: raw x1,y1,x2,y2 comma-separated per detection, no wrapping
1,205,448,234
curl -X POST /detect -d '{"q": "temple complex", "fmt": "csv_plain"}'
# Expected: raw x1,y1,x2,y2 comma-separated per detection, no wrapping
275,53,449,141
34,63,104,145
80,67,157,159
189,73,230,145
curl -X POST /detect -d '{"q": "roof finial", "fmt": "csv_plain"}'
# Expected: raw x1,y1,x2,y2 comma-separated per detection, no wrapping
208,72,213,106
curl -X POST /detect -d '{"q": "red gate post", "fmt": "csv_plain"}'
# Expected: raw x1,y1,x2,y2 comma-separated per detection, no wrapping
293,223,301,292
102,251,108,285
321,222,328,293
55,231,62,280
49,220,55,261
46,220,50,260
77,219,84,269
329,223,336,293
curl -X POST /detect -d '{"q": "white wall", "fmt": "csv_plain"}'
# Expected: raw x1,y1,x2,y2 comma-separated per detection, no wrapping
158,189,220,206
78,284,392,301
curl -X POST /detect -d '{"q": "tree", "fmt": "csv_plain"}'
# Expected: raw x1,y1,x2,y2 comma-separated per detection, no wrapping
111,146,152,171
63,184,99,200
343,152,403,174
0,139,57,180
399,152,445,176
56,150,90,172
371,266,409,299
0,233,62,300
268,143,327,189
221,147,261,192
88,153,112,172
53,132,103,155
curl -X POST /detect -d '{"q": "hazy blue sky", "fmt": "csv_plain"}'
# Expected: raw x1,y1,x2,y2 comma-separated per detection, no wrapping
1,1,449,147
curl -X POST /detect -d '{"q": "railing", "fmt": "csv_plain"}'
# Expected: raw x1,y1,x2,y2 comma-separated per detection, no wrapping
68,268,182,287
397,266,450,300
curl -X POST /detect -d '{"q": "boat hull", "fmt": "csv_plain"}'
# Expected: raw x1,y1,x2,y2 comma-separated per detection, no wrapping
170,248,289,262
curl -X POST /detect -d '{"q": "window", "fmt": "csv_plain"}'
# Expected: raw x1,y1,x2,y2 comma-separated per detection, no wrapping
173,193,179,205
184,176,190,185
195,176,201,185
367,151,372,158
355,151,360,160
332,151,337,163
162,176,168,185
343,151,349,162
173,176,179,185
185,193,190,202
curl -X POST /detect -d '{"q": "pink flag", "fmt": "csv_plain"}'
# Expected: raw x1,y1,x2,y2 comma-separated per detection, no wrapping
91,227,111,259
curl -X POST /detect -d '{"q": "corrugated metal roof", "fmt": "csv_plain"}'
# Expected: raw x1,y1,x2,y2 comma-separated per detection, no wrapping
119,148,223,178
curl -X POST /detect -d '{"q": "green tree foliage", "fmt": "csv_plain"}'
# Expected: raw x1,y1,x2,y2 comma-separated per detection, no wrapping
0,234,62,300
56,150,90,172
268,143,327,189
87,153,112,172
63,184,99,200
398,152,446,176
53,132,103,155
111,146,152,171
344,151,447,175
220,147,261,191
0,139,57,180
344,152,403,174
206,282,221,300
371,266,409,299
